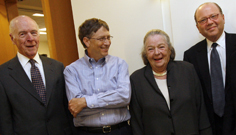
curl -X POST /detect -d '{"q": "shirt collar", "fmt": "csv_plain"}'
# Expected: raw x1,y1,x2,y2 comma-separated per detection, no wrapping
207,32,225,52
84,50,109,66
17,52,42,67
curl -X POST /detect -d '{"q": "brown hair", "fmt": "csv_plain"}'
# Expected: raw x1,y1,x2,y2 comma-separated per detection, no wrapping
78,18,109,48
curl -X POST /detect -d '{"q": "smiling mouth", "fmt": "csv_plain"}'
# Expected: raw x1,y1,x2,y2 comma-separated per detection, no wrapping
207,26,216,31
27,45,35,48
101,46,109,50
154,58,162,61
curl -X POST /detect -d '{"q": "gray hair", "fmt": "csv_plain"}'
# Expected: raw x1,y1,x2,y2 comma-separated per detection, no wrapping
141,29,175,65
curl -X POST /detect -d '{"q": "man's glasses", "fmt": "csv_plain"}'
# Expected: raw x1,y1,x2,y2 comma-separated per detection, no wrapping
197,14,219,25
89,36,113,42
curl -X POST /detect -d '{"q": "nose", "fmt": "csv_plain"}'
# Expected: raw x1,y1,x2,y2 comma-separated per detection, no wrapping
26,33,34,41
154,48,160,55
103,38,111,45
207,18,214,25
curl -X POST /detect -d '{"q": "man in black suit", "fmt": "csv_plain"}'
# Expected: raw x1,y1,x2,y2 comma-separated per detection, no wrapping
184,2,236,135
0,15,73,135
223,51,236,135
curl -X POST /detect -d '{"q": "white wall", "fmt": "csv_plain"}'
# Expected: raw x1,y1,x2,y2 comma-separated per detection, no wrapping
71,0,236,74
169,0,236,60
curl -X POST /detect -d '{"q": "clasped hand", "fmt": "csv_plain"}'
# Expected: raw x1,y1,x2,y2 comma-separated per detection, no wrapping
68,97,87,118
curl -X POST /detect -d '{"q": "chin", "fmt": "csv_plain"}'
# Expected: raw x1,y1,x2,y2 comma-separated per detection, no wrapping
102,53,108,56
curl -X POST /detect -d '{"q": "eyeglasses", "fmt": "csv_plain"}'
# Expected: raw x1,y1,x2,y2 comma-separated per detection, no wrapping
89,36,113,42
197,14,219,25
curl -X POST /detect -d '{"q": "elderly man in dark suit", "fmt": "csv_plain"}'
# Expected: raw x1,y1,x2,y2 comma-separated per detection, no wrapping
184,2,236,135
0,15,73,135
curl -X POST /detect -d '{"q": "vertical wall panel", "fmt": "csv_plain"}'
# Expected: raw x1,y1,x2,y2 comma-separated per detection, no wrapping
0,0,17,65
41,0,78,66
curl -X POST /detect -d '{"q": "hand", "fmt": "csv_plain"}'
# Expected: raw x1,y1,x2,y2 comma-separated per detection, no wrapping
68,97,87,118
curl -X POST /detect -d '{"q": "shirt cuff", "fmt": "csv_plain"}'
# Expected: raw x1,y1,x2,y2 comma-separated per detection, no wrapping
84,94,98,108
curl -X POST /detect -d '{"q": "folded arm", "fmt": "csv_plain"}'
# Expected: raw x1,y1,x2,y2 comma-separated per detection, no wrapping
64,60,131,117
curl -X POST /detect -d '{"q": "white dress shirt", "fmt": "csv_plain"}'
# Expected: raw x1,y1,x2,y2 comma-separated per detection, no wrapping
17,52,46,86
207,32,226,86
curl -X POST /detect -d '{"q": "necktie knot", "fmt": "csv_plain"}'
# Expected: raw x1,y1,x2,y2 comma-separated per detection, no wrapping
29,59,36,66
212,43,218,48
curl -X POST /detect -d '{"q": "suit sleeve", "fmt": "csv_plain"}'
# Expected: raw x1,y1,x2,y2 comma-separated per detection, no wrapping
129,77,143,135
183,51,190,62
59,63,77,134
223,53,236,135
0,81,14,135
223,85,235,135
191,66,212,135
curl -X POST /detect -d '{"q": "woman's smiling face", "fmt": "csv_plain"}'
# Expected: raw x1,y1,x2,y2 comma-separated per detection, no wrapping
145,34,171,73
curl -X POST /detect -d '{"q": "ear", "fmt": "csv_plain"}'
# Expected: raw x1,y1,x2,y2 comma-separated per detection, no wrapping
222,14,225,24
9,34,16,45
83,37,90,48
196,24,201,34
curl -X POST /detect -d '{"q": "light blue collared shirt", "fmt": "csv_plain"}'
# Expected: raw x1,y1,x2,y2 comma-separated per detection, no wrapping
64,52,131,127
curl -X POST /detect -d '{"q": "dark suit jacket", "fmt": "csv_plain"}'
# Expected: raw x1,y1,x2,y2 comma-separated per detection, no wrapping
129,61,211,135
183,32,236,134
0,56,73,135
223,51,236,135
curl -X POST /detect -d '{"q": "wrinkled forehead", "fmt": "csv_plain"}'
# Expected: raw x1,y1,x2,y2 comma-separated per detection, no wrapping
12,17,39,33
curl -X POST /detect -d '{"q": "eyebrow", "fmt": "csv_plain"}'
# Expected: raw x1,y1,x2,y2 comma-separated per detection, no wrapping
96,35,111,38
199,13,219,19
18,30,38,33
18,31,27,34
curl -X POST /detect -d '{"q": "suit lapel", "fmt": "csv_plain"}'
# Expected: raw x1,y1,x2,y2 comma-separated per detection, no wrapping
144,64,163,95
225,33,236,69
196,40,212,100
166,62,174,105
41,56,54,106
8,57,43,102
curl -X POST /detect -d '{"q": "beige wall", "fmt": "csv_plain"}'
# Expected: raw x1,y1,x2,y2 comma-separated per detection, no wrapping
71,0,163,74
71,0,236,74
38,41,50,57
